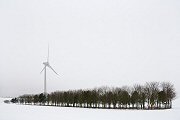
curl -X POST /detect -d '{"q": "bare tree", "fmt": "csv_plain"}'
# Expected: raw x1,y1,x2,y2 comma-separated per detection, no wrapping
161,82,176,108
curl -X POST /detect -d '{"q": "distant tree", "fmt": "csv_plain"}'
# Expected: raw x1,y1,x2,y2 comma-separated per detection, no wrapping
4,100,10,104
39,93,46,105
121,90,130,108
145,82,159,109
106,91,113,108
91,89,98,108
158,90,166,109
33,95,39,105
111,88,119,108
131,91,139,109
133,84,145,109
161,82,176,108
27,95,33,104
141,92,146,109
46,94,51,105
99,86,110,108
116,88,123,108
11,98,18,103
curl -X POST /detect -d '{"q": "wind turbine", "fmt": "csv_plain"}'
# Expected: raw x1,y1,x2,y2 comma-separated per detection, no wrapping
40,45,58,96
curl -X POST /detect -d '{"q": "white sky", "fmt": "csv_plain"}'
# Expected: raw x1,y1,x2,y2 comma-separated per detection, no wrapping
0,0,180,97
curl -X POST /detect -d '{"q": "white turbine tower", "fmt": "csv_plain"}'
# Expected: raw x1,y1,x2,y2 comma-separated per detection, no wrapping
40,45,58,96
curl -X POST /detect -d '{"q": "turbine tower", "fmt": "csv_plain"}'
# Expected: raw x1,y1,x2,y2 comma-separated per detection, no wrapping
40,45,58,95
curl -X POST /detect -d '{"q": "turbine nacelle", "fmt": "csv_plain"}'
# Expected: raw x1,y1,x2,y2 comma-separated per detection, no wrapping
43,62,49,66
41,62,58,75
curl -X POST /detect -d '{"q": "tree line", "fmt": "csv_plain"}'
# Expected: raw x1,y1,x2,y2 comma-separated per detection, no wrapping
10,82,176,109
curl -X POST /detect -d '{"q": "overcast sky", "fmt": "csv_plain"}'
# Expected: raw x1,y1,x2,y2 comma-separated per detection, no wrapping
0,0,180,97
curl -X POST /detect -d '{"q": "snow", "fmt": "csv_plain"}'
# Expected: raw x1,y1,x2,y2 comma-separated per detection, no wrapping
0,98,180,120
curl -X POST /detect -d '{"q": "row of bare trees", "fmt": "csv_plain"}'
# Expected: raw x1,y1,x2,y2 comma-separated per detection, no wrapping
12,82,176,109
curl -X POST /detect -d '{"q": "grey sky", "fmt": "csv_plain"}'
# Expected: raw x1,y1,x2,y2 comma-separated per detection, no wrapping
0,0,180,97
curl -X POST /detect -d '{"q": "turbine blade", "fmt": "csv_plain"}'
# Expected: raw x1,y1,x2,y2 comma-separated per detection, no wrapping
40,66,45,74
47,44,49,62
48,65,59,75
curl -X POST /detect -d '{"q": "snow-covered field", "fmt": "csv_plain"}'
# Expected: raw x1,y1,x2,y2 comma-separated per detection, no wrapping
0,98,180,120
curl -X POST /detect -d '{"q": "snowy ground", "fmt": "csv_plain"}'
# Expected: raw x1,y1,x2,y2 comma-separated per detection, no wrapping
0,98,180,120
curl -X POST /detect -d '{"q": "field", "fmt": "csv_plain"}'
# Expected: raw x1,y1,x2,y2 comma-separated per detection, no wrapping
0,98,180,120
